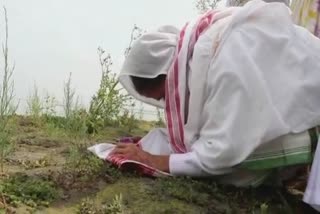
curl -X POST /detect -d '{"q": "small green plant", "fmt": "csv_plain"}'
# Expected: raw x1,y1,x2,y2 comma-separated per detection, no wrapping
19,156,53,170
155,107,165,127
63,72,76,120
0,7,17,173
118,107,137,133
67,108,88,136
87,48,131,133
26,83,43,123
87,26,143,134
76,198,98,214
42,92,57,116
0,132,12,173
225,0,248,6
62,73,88,136
76,194,124,214
103,194,124,214
0,174,59,208
195,0,221,13
27,86,58,128
59,142,123,189
124,25,143,57
65,142,105,181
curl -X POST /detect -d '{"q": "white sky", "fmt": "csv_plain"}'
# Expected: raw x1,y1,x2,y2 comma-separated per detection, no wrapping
0,0,225,116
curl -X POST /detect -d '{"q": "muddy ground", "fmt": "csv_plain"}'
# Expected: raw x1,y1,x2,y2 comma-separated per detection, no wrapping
0,116,318,214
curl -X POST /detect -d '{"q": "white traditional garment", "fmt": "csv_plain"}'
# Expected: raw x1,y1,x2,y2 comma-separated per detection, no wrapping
119,26,179,108
120,0,320,174
91,0,320,199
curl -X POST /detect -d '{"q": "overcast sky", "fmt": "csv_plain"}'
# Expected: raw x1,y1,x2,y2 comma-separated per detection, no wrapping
0,0,225,116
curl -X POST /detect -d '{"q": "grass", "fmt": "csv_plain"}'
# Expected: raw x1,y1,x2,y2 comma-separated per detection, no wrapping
76,194,124,214
0,173,59,208
0,115,317,214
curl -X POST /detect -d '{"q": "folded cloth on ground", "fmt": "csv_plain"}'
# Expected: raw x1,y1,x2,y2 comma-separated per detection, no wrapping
88,129,173,177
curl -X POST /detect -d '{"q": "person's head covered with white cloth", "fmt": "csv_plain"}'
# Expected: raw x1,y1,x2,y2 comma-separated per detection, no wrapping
119,25,179,108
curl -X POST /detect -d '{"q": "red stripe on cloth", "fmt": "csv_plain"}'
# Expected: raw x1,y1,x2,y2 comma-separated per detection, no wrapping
105,140,158,176
165,79,177,151
139,164,157,176
172,26,188,153
165,10,217,154
165,24,188,153
106,153,157,176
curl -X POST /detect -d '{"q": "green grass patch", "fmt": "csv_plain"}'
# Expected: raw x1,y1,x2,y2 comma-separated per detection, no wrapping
0,173,59,208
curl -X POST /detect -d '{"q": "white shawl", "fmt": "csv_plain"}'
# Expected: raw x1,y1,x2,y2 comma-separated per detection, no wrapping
118,0,320,210
118,0,320,176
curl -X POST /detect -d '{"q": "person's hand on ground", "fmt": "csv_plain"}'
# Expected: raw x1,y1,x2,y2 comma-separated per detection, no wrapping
111,143,169,172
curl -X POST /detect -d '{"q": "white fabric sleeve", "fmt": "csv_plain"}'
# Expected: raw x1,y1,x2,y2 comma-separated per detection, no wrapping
139,128,229,176
169,152,205,176
169,151,232,176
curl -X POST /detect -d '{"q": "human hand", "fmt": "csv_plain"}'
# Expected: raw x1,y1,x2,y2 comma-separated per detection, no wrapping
110,143,151,164
110,143,170,172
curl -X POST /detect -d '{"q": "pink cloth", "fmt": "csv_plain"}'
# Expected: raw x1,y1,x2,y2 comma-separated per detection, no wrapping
88,129,174,177
89,136,171,177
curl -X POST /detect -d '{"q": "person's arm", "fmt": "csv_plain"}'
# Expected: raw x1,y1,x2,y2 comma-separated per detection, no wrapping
147,154,170,172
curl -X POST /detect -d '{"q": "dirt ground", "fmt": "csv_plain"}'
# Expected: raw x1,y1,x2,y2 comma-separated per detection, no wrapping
0,116,318,214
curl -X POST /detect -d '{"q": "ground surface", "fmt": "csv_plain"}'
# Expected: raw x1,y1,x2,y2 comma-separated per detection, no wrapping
0,116,318,214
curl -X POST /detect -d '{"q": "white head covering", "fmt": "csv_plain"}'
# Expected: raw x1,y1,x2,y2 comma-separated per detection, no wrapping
119,26,179,108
